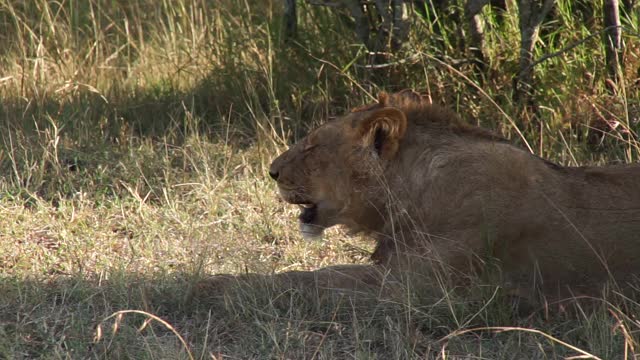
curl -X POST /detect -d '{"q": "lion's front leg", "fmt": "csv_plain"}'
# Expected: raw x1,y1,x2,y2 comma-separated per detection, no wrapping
282,264,396,293
193,264,398,301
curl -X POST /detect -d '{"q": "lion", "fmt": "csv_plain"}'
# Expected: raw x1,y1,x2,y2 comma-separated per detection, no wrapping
266,90,640,301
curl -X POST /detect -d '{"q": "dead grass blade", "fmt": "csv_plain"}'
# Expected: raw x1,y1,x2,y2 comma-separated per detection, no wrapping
96,309,195,360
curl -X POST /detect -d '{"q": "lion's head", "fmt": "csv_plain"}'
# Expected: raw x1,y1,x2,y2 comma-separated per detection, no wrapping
269,92,415,240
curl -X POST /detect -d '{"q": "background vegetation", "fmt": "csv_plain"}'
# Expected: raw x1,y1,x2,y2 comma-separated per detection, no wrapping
0,0,639,358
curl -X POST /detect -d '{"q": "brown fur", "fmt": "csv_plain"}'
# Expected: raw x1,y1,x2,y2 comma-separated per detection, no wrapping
264,91,640,302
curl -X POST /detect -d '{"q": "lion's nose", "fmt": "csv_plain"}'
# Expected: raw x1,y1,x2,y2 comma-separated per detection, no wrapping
268,170,279,181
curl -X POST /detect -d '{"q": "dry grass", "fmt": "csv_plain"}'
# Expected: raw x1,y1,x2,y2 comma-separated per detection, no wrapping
0,0,639,358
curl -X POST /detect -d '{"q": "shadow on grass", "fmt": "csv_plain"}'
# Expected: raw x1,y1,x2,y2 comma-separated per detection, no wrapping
1,271,638,359
0,272,440,358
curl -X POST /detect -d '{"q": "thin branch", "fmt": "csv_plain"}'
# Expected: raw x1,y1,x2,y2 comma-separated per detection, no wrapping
307,0,345,8
355,53,477,69
536,0,556,25
525,25,630,72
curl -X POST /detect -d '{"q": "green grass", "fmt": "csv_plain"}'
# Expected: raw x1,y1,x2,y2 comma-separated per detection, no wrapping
0,0,639,358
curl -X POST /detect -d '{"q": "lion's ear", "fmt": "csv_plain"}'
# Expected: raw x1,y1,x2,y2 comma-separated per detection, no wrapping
357,108,407,159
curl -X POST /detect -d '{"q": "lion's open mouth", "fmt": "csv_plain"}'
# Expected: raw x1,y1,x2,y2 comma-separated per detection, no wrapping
297,203,325,241
277,188,328,240
298,203,317,223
